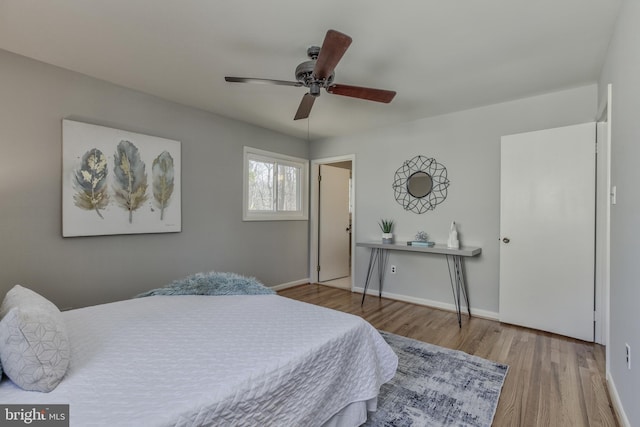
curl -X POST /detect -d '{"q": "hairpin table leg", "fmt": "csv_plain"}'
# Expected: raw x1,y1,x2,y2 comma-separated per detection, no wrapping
447,255,471,328
361,247,389,305
361,248,379,306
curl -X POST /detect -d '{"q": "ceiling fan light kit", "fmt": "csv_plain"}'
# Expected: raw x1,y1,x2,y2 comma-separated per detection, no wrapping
225,29,396,120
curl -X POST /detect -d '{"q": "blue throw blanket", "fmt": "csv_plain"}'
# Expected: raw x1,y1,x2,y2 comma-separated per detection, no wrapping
136,271,275,297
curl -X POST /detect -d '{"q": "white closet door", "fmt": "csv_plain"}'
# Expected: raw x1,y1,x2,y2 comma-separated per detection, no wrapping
500,123,595,341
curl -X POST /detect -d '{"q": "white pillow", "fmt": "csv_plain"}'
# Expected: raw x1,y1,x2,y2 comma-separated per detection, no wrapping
0,285,60,319
0,286,70,392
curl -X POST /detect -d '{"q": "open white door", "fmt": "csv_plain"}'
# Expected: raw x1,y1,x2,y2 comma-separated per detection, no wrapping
318,164,351,282
500,123,595,341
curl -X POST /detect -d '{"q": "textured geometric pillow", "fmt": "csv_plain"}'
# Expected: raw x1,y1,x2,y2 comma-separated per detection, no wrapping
0,306,70,392
0,285,70,392
0,285,60,319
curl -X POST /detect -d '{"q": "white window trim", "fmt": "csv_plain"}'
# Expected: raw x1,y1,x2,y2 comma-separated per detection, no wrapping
243,146,309,221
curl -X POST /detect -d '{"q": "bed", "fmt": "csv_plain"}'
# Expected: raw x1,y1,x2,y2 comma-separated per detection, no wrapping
0,286,398,426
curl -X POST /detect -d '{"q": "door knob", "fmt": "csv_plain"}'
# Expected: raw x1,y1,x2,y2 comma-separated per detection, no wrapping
502,237,510,244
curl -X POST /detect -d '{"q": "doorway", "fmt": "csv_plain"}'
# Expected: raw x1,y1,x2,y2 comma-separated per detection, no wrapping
310,155,355,290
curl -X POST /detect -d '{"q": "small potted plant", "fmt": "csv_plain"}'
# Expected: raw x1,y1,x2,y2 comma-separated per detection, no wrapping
379,219,395,244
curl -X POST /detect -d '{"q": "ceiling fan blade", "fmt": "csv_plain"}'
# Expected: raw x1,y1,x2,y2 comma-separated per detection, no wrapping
327,84,396,103
225,77,302,87
294,94,316,120
313,30,352,80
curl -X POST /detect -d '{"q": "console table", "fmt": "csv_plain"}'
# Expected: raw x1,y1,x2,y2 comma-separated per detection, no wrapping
356,242,482,327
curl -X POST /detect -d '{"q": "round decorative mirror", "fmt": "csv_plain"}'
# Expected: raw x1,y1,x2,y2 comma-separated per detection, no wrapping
392,155,449,214
406,171,433,198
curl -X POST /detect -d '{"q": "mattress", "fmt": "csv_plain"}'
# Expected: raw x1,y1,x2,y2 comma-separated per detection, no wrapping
0,294,398,426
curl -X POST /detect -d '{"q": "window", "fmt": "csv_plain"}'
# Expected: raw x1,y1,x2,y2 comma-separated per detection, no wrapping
243,147,308,221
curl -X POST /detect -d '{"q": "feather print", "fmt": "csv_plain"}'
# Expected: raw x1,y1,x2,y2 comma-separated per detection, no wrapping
152,151,175,220
113,140,148,223
73,148,109,219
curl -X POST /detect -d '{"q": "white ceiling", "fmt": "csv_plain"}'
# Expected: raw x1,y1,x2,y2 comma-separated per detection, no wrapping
0,0,621,140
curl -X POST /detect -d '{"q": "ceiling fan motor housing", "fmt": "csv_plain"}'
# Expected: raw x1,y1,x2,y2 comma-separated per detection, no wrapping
295,46,334,94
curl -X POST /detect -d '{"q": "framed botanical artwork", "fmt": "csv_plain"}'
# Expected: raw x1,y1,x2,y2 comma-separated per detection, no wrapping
62,119,181,237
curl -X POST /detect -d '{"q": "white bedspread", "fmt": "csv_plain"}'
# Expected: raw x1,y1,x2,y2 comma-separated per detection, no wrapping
0,295,397,426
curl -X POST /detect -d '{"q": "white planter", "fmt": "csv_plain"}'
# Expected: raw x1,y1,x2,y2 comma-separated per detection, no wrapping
382,232,394,244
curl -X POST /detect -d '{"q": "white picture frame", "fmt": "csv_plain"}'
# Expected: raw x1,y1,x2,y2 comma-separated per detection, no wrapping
62,119,181,237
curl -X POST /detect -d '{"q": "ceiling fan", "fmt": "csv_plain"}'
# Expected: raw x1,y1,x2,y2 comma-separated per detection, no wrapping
225,29,396,120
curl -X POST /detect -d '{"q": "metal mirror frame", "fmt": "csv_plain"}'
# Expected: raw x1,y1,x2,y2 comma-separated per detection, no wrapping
392,155,449,214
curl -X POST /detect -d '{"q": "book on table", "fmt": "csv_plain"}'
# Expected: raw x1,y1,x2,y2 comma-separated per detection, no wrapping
407,241,435,247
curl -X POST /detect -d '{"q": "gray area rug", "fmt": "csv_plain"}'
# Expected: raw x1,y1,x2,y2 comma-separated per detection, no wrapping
365,331,509,427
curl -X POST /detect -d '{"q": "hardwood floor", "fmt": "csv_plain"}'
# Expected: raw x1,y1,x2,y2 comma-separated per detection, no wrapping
278,284,619,427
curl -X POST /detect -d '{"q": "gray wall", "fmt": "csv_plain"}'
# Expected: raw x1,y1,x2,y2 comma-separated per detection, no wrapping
311,85,597,316
0,49,309,310
598,0,640,423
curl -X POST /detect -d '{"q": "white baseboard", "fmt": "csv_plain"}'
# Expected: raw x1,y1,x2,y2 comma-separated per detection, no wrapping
607,372,630,427
353,286,499,321
275,281,501,320
272,278,309,291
